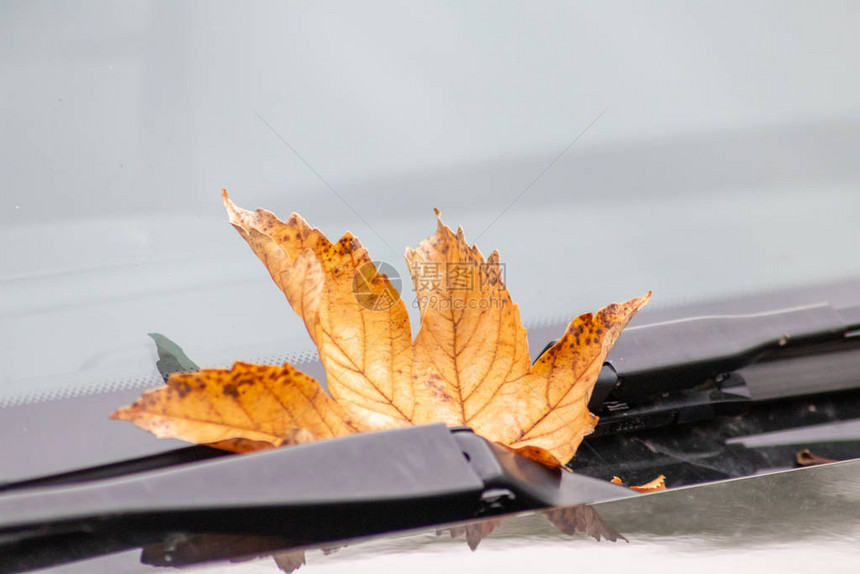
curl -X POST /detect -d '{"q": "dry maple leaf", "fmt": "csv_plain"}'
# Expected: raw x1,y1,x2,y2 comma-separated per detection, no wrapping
111,191,650,466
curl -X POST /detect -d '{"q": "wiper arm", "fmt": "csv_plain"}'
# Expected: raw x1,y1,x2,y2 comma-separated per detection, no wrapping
599,303,860,401
0,424,632,573
538,303,860,435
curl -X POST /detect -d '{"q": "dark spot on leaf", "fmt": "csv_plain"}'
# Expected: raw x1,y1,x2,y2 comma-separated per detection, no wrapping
175,381,192,399
223,384,239,398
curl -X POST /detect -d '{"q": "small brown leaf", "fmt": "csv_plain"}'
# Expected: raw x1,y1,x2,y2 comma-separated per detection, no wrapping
796,448,838,467
609,474,666,492
630,475,666,492
610,474,667,492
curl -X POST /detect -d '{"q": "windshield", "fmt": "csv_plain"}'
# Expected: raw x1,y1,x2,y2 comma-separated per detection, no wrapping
4,1,860,408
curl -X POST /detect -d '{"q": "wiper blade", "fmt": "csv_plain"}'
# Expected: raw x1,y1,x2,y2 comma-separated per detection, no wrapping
600,302,860,401
540,302,860,435
0,424,632,573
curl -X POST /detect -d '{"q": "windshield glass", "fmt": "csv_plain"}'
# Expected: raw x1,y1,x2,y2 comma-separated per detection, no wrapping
4,1,860,407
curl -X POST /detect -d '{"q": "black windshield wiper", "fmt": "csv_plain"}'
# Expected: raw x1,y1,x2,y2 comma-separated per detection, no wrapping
4,287,860,571
549,298,860,486
0,424,631,573
543,302,860,436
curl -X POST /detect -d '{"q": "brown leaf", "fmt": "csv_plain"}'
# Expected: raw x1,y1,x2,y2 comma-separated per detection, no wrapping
611,475,667,492
796,448,838,467
112,192,650,465
630,475,666,492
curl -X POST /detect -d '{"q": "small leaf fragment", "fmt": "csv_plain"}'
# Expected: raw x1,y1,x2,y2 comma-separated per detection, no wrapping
611,475,667,492
630,475,666,492
149,332,200,382
796,448,838,467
